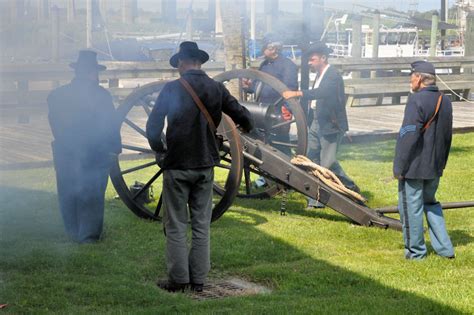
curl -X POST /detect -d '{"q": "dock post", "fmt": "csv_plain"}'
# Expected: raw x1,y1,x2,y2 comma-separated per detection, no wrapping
430,11,439,57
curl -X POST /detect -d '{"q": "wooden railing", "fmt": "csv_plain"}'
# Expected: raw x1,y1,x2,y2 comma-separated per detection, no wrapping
3,56,474,107
0,61,226,106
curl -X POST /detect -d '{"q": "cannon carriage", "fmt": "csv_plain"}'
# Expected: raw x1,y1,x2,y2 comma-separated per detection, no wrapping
110,69,403,230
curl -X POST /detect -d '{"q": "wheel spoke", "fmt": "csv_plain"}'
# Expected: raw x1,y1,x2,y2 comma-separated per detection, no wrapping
124,118,147,138
122,144,155,154
270,119,296,130
138,98,151,116
121,160,157,175
132,169,163,201
215,163,232,170
272,96,284,107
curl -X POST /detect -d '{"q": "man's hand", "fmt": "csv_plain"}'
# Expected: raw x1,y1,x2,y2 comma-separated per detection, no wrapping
394,174,404,180
241,78,252,89
282,90,302,100
281,105,292,121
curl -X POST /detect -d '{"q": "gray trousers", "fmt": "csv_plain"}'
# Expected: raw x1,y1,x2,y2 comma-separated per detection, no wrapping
162,167,214,284
398,178,454,259
307,121,357,189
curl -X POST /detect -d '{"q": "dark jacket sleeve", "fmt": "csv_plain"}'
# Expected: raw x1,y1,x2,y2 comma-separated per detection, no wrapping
146,86,169,152
220,83,254,132
282,61,298,91
393,98,424,176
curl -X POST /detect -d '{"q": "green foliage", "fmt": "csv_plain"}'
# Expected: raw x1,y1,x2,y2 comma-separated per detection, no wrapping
0,133,473,314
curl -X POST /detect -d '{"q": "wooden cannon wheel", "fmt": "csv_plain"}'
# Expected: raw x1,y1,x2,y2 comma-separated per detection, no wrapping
110,80,244,222
212,69,308,199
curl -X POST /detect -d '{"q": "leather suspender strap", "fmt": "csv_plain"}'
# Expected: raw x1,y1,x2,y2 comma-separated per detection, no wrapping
421,93,443,132
179,78,217,133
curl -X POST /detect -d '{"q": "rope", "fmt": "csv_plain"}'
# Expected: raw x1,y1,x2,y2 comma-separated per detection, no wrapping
436,75,474,104
291,155,366,204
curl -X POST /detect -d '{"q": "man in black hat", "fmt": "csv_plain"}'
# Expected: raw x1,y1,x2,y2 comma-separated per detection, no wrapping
393,60,454,260
283,42,360,208
48,50,122,243
146,41,253,292
243,35,298,155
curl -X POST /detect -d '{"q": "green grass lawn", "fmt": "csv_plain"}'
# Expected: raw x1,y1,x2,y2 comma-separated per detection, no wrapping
1,133,473,314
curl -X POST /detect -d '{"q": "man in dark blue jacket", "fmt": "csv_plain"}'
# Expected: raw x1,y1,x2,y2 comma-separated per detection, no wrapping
393,61,454,260
243,35,298,155
48,50,122,243
283,42,359,208
146,42,253,292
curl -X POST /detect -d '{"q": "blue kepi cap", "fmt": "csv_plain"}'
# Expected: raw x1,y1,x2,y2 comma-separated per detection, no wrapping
410,61,436,75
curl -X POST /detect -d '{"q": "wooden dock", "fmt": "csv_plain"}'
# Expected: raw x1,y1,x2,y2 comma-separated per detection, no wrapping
0,102,473,169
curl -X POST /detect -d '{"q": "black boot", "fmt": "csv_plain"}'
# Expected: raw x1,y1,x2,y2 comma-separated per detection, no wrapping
190,283,204,292
157,280,187,293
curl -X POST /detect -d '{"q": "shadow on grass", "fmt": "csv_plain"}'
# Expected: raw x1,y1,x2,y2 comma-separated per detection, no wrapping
211,212,462,313
0,184,464,313
450,229,474,247
448,145,473,154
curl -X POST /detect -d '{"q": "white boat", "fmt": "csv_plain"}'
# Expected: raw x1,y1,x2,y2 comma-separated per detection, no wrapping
326,25,464,58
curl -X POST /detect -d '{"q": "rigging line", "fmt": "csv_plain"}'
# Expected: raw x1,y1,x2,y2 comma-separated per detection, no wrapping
175,0,195,52
59,32,113,59
436,74,474,104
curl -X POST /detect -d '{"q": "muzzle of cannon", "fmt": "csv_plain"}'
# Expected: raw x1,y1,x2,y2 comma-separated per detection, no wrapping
109,69,402,230
239,101,280,131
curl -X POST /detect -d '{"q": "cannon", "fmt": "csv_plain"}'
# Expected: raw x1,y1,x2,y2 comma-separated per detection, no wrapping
110,69,402,230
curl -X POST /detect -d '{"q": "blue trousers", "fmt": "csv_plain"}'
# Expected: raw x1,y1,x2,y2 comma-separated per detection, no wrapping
53,146,110,243
162,168,214,285
398,178,454,259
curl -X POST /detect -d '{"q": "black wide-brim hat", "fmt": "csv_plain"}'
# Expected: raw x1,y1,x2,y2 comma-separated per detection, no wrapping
304,42,334,57
169,41,209,68
69,50,106,71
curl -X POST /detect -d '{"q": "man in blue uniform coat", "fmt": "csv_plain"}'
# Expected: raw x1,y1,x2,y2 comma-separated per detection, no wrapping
48,50,122,243
243,35,298,155
393,61,455,260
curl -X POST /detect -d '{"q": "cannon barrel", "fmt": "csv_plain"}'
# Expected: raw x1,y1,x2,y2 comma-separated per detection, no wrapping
239,101,280,131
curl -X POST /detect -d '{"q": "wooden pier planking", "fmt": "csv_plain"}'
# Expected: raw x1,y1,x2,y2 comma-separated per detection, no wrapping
0,102,473,168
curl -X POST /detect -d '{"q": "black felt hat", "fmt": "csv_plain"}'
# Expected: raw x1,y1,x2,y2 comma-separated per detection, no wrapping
169,41,210,68
69,50,106,71
305,42,334,57
410,60,436,75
